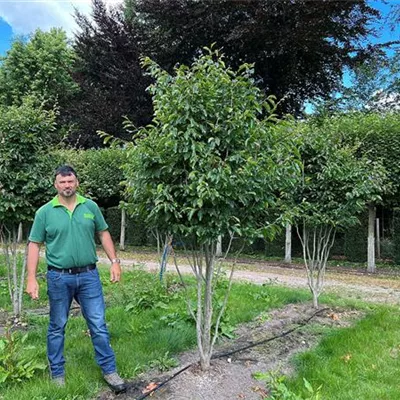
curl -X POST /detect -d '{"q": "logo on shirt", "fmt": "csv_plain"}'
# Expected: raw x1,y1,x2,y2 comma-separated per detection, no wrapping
84,213,95,220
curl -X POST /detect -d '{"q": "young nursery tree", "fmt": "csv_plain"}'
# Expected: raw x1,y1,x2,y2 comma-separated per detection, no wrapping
123,48,300,370
293,121,386,308
0,99,56,315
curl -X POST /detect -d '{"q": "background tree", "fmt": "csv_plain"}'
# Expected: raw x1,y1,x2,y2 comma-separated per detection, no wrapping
69,0,151,148
128,0,383,114
0,28,78,143
123,49,300,370
293,118,387,307
0,99,56,316
328,54,400,113
313,113,400,206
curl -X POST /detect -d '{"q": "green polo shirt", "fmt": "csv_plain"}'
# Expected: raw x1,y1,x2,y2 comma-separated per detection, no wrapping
29,194,108,269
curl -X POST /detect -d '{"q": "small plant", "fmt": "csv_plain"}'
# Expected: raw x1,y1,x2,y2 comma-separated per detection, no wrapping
254,371,322,400
212,300,236,340
110,271,182,313
160,312,187,328
149,351,178,372
214,315,236,339
0,329,47,383
251,287,279,306
255,311,271,325
126,320,152,335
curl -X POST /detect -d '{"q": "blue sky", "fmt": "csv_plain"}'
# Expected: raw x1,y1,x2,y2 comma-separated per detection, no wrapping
0,0,121,56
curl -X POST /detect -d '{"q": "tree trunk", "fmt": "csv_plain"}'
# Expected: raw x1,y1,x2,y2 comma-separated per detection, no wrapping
284,224,292,263
1,224,27,316
297,224,336,310
312,290,319,309
17,245,28,315
199,243,214,370
367,204,376,273
173,240,237,372
119,208,126,251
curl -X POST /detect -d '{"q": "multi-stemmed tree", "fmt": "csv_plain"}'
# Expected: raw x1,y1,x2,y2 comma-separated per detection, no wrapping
123,48,300,370
292,119,387,307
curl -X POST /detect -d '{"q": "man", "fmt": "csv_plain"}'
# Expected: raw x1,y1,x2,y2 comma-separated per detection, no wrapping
26,165,127,394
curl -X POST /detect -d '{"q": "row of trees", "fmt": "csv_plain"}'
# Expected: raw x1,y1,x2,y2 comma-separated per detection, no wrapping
2,49,398,368
0,0,399,371
0,0,398,147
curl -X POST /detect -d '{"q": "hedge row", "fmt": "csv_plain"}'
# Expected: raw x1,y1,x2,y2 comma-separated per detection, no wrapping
24,205,396,262
104,207,157,247
105,206,371,260
393,208,400,264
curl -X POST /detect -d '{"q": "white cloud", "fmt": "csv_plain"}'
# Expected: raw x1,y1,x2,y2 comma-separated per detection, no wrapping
0,0,123,36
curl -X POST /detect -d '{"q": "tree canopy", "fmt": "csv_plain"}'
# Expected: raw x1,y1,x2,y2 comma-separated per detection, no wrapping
123,48,300,243
68,0,151,147
294,121,386,229
0,98,56,227
128,0,383,114
311,112,400,206
0,28,78,109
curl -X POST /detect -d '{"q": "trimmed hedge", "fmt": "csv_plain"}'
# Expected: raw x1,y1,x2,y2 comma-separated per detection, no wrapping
392,208,400,264
105,207,155,247
103,211,367,261
343,211,368,262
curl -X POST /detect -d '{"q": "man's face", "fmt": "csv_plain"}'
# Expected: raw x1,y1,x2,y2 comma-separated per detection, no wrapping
54,173,79,198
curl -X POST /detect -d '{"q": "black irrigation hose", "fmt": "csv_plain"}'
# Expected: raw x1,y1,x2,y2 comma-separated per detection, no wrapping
135,307,329,400
212,307,329,360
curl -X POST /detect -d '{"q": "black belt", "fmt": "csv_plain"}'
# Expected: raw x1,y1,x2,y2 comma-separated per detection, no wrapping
47,264,96,274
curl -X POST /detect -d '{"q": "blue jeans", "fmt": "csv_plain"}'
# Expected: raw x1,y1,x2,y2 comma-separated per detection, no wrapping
46,267,116,378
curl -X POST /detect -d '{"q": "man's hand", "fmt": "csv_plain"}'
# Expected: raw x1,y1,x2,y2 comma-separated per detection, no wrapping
110,262,121,283
26,278,39,300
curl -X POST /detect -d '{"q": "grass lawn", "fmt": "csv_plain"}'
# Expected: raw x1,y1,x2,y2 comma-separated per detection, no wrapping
286,306,400,399
0,258,400,399
0,264,311,399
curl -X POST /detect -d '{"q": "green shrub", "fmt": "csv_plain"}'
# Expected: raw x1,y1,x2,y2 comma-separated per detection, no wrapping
0,330,46,384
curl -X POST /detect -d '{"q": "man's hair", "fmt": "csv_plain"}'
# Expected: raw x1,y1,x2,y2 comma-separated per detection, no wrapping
55,165,78,179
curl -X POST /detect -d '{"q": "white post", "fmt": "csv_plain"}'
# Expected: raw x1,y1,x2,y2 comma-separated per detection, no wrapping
376,217,380,260
367,204,376,273
17,222,23,243
120,208,126,251
284,224,292,263
216,235,223,257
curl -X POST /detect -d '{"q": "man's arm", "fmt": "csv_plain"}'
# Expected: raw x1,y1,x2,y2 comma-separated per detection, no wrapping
97,230,121,283
26,241,41,299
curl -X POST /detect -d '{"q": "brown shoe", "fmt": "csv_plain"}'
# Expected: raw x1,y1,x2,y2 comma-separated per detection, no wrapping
104,372,127,393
